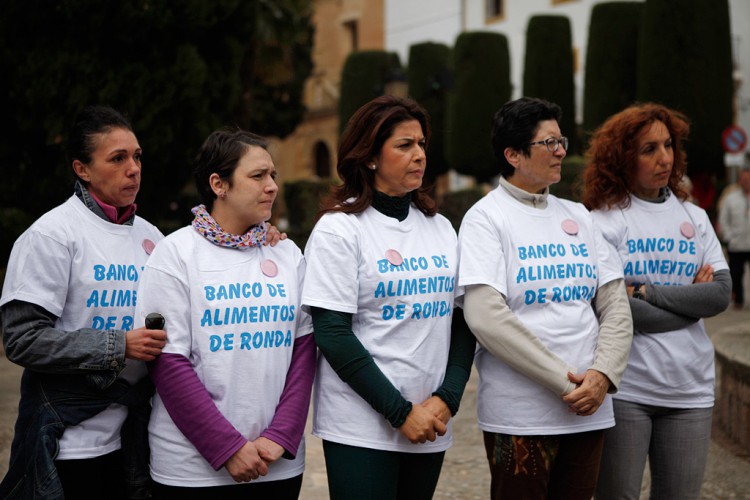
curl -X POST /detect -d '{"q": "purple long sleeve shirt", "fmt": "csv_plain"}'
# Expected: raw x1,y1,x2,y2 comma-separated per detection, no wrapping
148,333,316,470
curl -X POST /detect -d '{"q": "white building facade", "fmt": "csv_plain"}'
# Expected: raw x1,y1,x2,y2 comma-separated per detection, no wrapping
385,0,750,150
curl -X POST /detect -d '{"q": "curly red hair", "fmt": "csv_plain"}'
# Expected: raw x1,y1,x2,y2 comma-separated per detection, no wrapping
581,103,690,210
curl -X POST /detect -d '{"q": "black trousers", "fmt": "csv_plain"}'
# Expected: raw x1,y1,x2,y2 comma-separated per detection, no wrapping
728,250,750,305
151,474,303,500
55,449,127,500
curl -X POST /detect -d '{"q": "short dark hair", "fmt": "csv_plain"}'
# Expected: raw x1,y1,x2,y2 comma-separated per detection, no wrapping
321,95,436,217
193,128,268,211
67,105,133,167
491,97,563,178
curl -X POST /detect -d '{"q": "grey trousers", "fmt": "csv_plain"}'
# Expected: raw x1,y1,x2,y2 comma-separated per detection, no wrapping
595,399,713,500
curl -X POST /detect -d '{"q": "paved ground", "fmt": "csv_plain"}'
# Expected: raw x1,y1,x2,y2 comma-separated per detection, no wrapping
1,308,748,499
300,306,750,500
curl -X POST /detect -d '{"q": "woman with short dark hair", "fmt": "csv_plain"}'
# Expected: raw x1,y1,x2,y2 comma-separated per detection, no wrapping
136,128,316,500
459,97,633,499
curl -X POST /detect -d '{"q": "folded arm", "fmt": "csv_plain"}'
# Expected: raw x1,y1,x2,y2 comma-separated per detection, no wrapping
642,269,731,319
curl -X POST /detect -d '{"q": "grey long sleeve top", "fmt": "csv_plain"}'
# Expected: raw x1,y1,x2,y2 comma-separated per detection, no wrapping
631,270,731,333
462,178,633,396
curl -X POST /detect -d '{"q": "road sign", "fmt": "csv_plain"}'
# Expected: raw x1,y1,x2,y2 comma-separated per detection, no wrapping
722,125,747,153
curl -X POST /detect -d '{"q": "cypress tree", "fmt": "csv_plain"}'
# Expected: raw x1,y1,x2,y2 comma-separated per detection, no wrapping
523,15,577,152
407,42,452,183
0,0,314,263
583,2,643,135
446,32,511,183
637,0,733,181
338,50,402,134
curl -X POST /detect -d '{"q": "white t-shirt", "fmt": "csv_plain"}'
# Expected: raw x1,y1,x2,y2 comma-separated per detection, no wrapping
591,193,728,408
0,196,162,459
458,186,622,435
302,206,459,453
134,226,313,486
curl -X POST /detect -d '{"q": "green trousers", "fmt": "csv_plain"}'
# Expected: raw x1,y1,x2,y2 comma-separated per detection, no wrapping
323,440,446,500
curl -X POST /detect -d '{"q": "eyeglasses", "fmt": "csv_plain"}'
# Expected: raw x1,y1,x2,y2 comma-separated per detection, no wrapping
528,136,569,153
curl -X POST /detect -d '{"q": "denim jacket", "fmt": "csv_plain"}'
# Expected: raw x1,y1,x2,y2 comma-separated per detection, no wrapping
0,368,153,499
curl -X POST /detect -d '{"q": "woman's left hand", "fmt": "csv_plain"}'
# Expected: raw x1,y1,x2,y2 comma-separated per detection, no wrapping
562,370,610,416
253,436,285,464
399,404,446,444
421,395,451,428
264,222,287,247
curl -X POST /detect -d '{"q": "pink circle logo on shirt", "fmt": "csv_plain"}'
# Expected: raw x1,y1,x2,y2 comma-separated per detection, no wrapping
261,259,278,277
142,239,155,255
561,219,579,235
680,222,695,239
385,249,403,266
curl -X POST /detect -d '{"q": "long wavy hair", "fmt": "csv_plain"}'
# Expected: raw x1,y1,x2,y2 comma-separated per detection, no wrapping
320,95,437,217
581,103,690,210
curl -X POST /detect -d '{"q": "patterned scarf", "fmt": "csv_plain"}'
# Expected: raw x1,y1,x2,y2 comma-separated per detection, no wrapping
191,204,266,249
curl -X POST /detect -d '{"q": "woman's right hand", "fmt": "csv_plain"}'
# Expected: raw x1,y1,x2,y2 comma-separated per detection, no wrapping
693,264,714,283
224,441,269,483
253,436,285,464
399,404,447,444
125,326,167,361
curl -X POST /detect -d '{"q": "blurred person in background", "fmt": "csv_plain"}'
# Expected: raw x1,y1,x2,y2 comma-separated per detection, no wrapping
719,166,750,309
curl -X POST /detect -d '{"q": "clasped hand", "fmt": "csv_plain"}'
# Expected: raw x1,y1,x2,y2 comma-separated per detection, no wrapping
562,369,610,416
225,437,285,483
399,395,450,444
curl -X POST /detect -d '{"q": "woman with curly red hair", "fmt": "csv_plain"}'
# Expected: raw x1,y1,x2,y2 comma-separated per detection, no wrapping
582,103,731,499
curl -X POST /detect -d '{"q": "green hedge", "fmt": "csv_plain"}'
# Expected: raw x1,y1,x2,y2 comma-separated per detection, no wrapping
583,2,643,136
282,178,489,244
283,178,333,249
637,0,733,178
339,51,402,134
407,42,452,183
446,32,511,183
549,155,585,202
439,187,486,232
523,15,577,153
0,207,35,271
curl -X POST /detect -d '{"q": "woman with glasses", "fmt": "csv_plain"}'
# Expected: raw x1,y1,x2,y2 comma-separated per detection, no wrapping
458,97,633,499
582,103,730,499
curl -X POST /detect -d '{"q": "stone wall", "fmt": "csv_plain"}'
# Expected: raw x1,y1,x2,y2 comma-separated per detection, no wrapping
714,329,750,450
